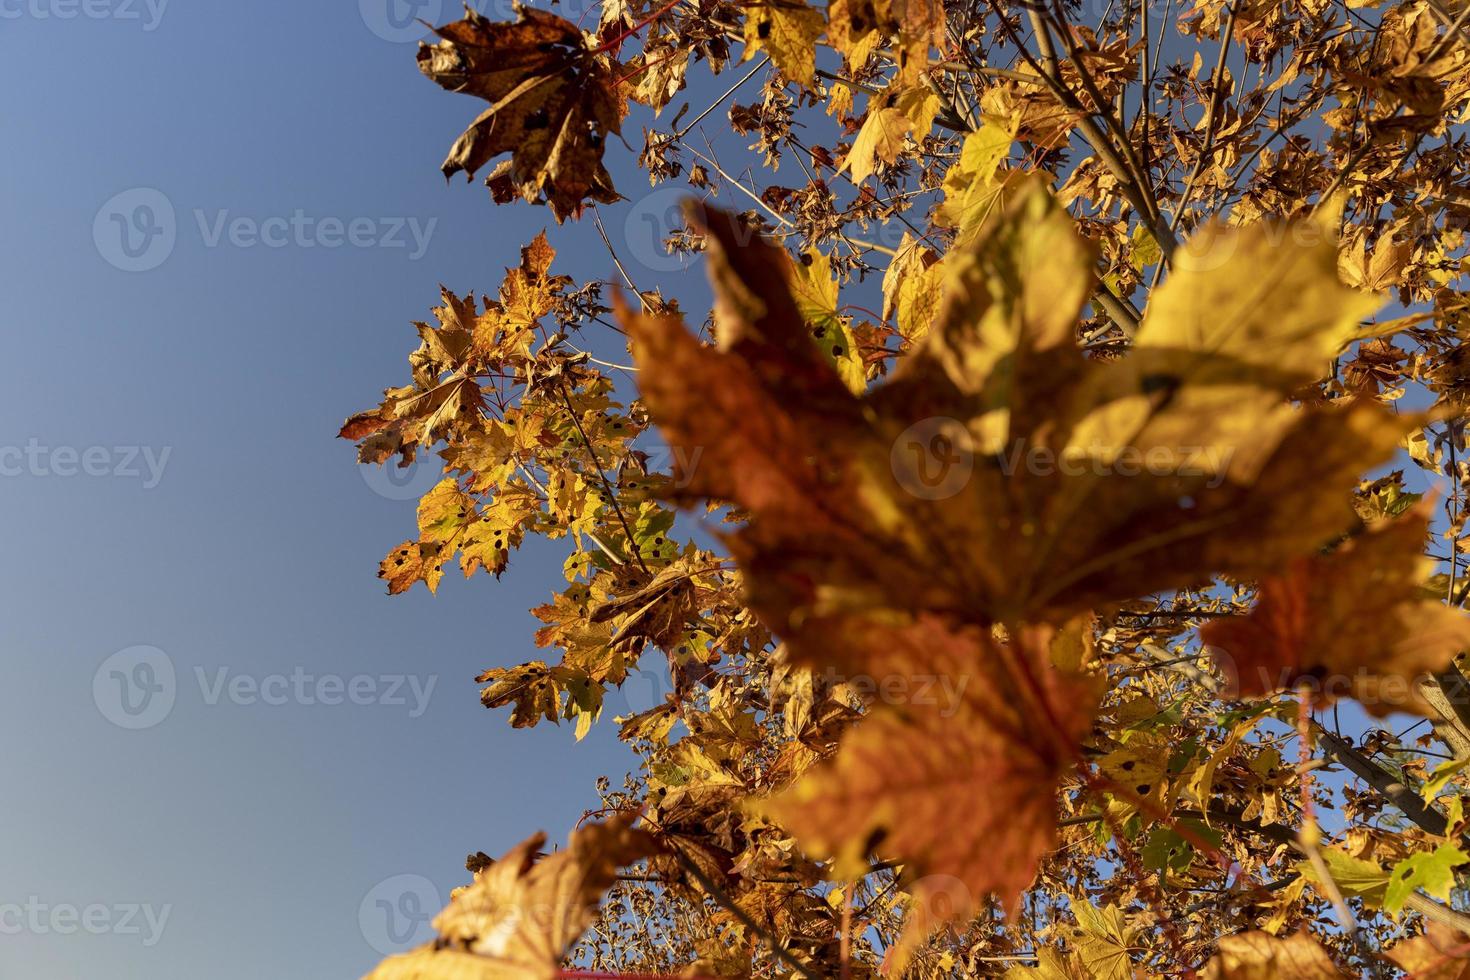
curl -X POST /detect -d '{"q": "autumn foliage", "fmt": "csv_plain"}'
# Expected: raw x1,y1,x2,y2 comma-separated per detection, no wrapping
343,0,1470,976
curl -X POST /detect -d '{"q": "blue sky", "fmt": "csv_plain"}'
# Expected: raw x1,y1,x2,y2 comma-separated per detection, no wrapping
0,1,735,976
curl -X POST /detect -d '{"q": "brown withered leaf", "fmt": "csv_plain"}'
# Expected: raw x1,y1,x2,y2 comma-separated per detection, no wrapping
418,5,627,221
1201,930,1347,979
367,817,654,980
1202,509,1470,717
761,619,1099,966
1387,923,1470,979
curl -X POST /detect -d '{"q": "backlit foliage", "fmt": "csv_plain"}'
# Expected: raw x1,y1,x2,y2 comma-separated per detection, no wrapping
345,0,1470,975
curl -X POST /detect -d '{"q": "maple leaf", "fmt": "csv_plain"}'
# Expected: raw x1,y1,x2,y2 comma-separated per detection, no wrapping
1297,846,1392,909
1201,930,1346,979
759,619,1099,963
478,660,566,727
418,6,627,221
1385,843,1470,915
1202,509,1470,717
622,179,1406,642
934,122,1015,243
1388,923,1470,979
825,0,942,83
340,375,486,470
1002,948,1092,979
367,817,653,980
742,0,824,89
380,477,541,594
340,235,575,475
617,178,1413,949
845,97,907,186
1064,900,1139,980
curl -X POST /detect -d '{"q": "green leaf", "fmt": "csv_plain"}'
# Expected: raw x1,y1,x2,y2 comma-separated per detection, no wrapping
1422,757,1470,804
1385,843,1469,915
1299,847,1391,908
1141,820,1220,875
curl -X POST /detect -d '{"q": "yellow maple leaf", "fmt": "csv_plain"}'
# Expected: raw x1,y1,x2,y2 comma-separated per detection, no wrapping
742,0,824,89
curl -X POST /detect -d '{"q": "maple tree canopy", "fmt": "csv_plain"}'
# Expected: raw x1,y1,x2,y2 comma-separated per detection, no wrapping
342,0,1470,976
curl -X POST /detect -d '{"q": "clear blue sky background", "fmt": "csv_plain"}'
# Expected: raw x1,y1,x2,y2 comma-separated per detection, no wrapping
0,2,730,976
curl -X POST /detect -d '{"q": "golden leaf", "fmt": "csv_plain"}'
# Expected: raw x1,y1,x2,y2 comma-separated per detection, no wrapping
759,620,1100,964
1387,923,1470,979
742,0,824,89
1201,931,1346,979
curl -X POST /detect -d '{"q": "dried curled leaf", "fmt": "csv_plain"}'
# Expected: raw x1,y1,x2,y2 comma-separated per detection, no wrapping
367,817,654,980
419,5,627,221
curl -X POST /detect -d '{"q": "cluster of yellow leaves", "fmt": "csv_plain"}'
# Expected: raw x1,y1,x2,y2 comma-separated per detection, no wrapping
826,0,944,83
340,234,567,472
